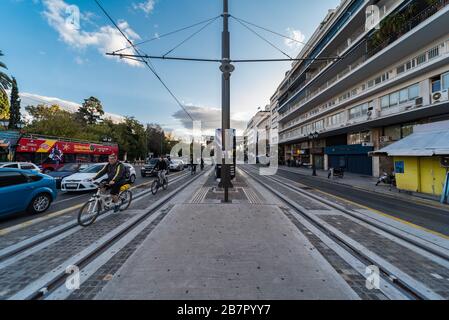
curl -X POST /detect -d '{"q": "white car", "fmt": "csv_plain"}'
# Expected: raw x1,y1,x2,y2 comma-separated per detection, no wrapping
169,159,185,171
0,162,41,173
61,163,136,192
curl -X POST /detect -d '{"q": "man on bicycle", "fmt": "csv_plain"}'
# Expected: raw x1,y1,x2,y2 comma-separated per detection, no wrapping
154,156,168,185
92,154,126,212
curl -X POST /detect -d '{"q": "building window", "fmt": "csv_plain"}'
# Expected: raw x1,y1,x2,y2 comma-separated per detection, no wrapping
417,53,426,65
432,79,441,93
348,102,369,120
408,84,419,99
348,131,371,145
399,88,408,103
442,72,449,91
390,92,399,106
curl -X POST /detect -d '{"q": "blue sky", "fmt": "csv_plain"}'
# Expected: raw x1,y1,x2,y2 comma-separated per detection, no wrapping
0,0,340,136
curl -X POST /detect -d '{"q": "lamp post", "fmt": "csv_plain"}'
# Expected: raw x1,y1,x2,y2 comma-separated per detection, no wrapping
308,131,319,177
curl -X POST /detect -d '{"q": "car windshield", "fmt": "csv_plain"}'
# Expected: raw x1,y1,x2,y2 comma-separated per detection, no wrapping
148,159,159,165
80,164,104,173
56,164,79,172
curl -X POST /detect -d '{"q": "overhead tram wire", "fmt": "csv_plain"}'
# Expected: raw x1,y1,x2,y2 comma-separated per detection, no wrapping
94,0,194,122
232,15,293,60
113,15,222,54
162,16,221,58
231,15,310,48
108,54,341,64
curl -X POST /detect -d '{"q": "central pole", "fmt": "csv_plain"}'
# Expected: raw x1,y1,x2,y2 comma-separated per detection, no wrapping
220,0,234,202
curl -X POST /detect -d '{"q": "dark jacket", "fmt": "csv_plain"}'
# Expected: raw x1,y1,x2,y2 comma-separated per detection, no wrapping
154,159,168,171
94,162,126,183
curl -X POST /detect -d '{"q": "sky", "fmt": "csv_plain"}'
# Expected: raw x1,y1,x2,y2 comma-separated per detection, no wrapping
0,0,341,137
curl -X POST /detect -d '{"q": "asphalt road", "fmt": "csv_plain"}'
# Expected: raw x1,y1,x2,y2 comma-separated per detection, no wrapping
275,167,449,237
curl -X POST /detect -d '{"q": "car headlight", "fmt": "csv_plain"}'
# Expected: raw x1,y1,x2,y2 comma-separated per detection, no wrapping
83,178,93,182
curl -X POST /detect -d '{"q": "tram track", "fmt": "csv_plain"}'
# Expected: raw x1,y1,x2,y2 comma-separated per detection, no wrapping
4,169,208,300
240,165,449,300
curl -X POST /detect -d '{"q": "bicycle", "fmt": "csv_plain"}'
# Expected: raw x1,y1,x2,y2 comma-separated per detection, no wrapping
78,181,133,227
151,170,168,195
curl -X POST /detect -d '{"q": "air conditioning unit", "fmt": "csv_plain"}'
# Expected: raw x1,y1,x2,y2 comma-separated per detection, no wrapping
431,90,449,104
414,97,424,108
380,136,391,143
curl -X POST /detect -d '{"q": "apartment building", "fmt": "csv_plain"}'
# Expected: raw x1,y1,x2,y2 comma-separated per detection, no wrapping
244,107,271,163
276,0,449,177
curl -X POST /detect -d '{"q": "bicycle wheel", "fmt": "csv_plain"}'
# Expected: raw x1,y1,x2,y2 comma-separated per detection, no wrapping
151,180,159,195
118,190,133,211
78,199,101,227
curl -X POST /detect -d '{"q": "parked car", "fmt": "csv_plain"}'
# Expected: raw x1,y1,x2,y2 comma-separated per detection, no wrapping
61,163,136,192
141,158,159,177
0,162,41,173
0,168,58,217
124,163,137,184
169,159,185,172
47,163,93,189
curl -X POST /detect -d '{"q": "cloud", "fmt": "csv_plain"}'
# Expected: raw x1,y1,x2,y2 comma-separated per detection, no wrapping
284,27,306,51
132,0,156,15
42,0,142,67
171,104,248,137
14,91,125,124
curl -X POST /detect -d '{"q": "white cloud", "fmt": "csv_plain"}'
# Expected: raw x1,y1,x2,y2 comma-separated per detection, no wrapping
42,0,142,67
133,0,156,15
171,104,248,138
284,27,306,51
13,91,125,124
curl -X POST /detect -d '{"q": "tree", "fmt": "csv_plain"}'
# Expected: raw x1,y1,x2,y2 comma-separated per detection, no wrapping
0,89,8,120
76,96,105,125
25,104,91,139
8,77,21,129
0,50,12,96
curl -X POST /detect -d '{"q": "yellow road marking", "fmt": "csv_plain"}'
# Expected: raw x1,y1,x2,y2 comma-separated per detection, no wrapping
0,176,175,237
312,188,449,241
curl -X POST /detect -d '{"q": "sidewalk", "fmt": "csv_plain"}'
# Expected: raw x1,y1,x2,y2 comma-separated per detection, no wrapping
94,171,359,300
279,165,448,210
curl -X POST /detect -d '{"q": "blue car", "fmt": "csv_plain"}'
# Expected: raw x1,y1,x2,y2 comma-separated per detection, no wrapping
0,168,58,217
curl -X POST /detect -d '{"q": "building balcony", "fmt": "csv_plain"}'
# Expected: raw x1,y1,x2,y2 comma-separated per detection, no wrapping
278,0,449,123
279,38,449,133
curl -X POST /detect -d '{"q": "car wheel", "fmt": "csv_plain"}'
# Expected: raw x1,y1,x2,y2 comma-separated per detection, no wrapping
28,193,52,214
129,174,136,184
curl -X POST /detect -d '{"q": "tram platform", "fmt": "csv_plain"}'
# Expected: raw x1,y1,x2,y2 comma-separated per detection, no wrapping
94,170,359,300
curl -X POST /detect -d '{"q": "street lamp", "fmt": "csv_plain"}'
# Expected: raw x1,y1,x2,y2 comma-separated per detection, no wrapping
308,131,319,177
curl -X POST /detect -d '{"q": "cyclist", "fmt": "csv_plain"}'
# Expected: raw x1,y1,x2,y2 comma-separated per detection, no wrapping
154,156,168,185
92,154,126,212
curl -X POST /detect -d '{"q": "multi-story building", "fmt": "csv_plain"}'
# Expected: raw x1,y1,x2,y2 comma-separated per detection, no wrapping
276,0,449,177
244,107,271,163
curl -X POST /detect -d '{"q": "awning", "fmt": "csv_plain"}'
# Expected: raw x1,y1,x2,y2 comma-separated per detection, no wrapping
372,120,449,157
0,131,20,150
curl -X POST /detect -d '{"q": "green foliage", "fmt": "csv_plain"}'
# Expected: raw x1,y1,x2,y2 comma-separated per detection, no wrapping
0,89,9,120
8,77,21,129
24,103,177,162
0,50,12,93
76,96,105,125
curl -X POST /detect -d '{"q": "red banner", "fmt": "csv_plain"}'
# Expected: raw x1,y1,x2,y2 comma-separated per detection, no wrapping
17,138,118,155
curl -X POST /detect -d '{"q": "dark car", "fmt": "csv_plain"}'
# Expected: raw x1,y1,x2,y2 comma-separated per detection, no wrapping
47,163,92,188
141,158,159,177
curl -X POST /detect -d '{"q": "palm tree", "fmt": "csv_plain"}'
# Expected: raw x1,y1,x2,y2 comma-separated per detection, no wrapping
0,50,12,94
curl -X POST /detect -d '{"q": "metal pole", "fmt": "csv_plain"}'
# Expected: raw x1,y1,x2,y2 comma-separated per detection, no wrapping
220,0,234,202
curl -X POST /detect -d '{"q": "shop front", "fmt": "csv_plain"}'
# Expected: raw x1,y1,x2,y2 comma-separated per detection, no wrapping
0,131,20,162
372,120,449,197
325,144,374,176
